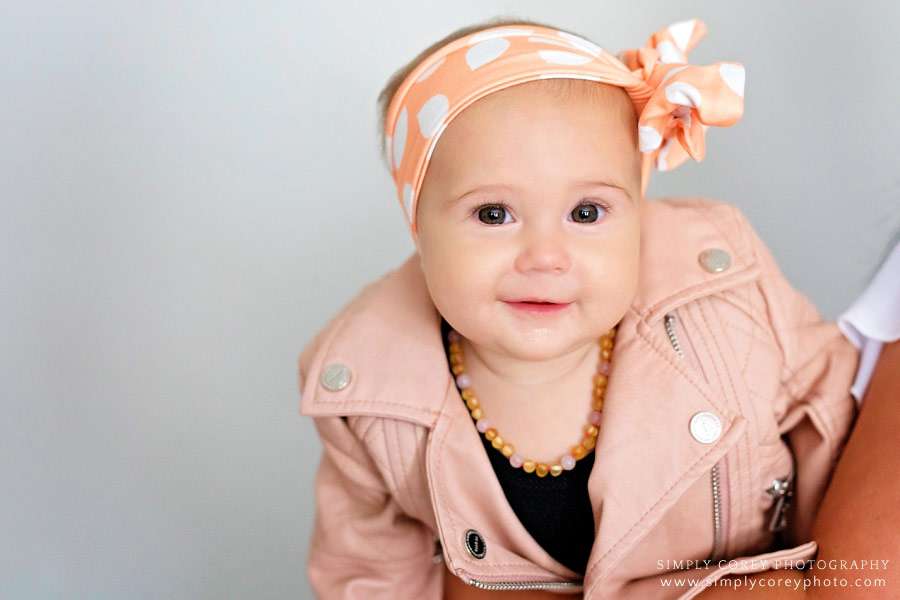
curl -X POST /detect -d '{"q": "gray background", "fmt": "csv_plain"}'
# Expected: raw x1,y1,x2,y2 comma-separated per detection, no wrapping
2,1,898,598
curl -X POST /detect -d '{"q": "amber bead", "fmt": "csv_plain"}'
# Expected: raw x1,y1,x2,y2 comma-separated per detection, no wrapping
585,424,599,438
500,443,515,458
550,463,563,477
601,349,612,361
592,397,604,412
593,374,608,388
465,396,480,410
599,335,613,350
461,389,474,401
572,445,586,460
535,463,550,477
593,386,606,399
583,436,597,450
448,342,462,355
484,428,497,441
522,459,536,473
451,364,465,375
491,435,505,449
470,408,483,420
449,352,463,365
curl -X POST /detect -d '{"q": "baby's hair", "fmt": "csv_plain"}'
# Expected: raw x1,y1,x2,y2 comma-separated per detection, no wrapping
375,16,636,172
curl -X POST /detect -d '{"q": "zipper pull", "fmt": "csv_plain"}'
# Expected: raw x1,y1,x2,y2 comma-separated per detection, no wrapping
766,451,797,533
765,478,793,532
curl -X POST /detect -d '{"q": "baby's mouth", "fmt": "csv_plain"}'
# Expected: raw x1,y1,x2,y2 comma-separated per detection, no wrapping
504,299,572,313
508,297,565,304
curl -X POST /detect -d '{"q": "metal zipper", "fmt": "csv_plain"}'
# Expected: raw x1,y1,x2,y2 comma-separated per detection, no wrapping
665,313,684,357
461,575,582,591
710,463,724,561
664,312,725,563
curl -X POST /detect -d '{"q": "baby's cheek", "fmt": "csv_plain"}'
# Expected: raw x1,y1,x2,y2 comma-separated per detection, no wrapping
588,245,640,306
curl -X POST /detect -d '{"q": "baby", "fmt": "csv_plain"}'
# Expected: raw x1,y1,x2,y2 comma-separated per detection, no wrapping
298,16,858,599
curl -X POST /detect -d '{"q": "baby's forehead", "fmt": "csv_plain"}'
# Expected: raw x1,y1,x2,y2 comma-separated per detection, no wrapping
451,79,638,143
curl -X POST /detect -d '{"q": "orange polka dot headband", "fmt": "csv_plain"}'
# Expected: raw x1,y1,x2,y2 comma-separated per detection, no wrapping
384,19,745,235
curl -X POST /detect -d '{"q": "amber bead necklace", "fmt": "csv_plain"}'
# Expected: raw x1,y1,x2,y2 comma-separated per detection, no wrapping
446,327,616,477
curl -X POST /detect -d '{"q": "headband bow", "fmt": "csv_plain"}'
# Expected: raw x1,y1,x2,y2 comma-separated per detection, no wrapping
385,19,745,235
621,19,745,182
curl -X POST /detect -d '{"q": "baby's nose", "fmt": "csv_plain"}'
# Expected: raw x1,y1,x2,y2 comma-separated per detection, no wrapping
513,230,572,274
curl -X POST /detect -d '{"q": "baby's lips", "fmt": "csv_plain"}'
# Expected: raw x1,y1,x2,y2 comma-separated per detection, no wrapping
506,297,569,304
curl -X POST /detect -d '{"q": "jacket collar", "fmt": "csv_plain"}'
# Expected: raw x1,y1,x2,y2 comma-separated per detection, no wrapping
299,197,760,425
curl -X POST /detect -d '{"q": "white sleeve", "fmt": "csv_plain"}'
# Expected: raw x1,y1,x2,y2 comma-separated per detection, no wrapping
836,239,900,404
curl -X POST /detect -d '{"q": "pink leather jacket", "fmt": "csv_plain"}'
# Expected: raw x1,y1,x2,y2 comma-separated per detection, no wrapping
298,197,858,599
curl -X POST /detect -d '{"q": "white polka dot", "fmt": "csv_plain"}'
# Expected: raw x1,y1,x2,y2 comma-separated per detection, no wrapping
403,183,414,222
417,95,448,139
665,81,702,108
656,40,684,64
556,31,603,56
662,65,688,84
417,57,445,82
469,28,532,44
537,49,593,65
392,106,407,171
466,37,510,70
719,63,745,98
639,125,663,152
667,19,696,53
656,138,674,171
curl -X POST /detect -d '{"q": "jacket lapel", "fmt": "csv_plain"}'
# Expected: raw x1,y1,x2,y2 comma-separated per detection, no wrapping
583,198,761,586
583,309,748,584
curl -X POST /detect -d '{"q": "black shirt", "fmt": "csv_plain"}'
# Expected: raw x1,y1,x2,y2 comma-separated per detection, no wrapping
439,316,595,575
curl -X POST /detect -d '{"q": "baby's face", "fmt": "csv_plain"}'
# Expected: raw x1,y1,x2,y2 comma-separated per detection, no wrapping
415,81,642,363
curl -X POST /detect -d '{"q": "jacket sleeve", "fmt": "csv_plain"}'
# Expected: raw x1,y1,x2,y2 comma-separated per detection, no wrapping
300,358,443,598
738,206,860,549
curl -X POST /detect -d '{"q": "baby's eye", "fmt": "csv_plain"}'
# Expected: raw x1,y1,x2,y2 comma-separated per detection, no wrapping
570,202,607,224
475,204,512,225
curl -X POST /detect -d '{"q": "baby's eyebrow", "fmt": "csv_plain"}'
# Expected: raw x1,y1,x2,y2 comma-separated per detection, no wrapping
448,180,633,206
571,179,634,204
447,183,515,206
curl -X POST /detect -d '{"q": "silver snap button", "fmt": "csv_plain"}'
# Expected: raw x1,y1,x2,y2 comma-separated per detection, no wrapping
464,529,486,559
698,248,731,273
689,411,722,444
320,363,351,391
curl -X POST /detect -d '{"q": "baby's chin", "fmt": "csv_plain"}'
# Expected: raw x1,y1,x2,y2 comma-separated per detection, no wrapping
483,323,595,362
522,326,554,343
